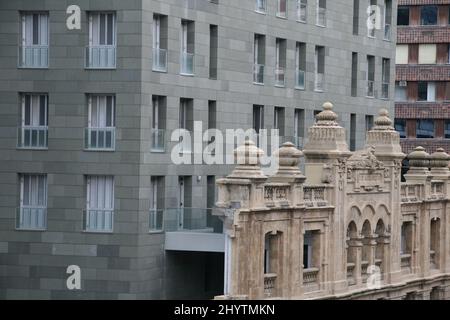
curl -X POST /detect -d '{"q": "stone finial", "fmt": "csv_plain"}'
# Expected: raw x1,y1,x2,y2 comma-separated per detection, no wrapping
407,146,430,168
272,142,305,179
227,140,267,180
373,108,394,130
315,102,338,126
430,148,450,168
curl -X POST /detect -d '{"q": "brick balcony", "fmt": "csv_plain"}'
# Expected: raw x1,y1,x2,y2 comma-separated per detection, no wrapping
397,26,450,44
396,64,450,81
398,0,450,5
396,102,450,118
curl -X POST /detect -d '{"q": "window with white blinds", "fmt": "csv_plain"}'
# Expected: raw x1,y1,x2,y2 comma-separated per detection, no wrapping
20,12,49,68
85,176,114,232
86,95,115,150
19,94,48,149
18,174,47,230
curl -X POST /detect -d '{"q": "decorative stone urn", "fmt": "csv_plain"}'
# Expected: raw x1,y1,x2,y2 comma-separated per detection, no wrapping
406,146,430,176
227,139,267,180
272,142,304,179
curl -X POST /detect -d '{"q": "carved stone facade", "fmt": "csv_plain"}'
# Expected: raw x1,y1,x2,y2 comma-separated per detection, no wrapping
214,102,450,300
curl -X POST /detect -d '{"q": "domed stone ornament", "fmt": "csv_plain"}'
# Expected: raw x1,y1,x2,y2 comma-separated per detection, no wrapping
227,139,267,180
273,142,304,179
372,109,394,131
315,101,339,126
430,148,450,168
407,146,430,168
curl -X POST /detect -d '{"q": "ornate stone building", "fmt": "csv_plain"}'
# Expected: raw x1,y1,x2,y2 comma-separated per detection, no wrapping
214,102,450,300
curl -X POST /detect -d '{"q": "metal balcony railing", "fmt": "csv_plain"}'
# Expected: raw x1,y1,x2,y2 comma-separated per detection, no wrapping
18,126,48,149
274,67,285,86
366,80,374,97
180,52,194,75
315,73,324,91
255,0,267,13
316,8,326,26
153,48,167,72
381,82,389,99
85,45,116,69
85,127,115,151
151,128,165,152
253,64,264,84
16,207,47,230
295,69,305,89
161,207,222,233
297,4,307,22
18,45,49,68
149,208,164,232
384,24,391,41
83,209,114,232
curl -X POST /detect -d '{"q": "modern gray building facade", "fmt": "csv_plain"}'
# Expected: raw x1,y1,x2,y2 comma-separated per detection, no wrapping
0,0,396,299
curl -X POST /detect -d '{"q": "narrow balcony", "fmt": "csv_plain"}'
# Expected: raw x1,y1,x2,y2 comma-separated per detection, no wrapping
381,82,389,99
346,262,356,286
83,209,114,233
151,128,165,152
315,73,324,91
180,52,194,75
153,48,168,72
85,45,116,69
264,273,277,297
17,126,48,149
253,64,264,84
366,80,374,97
274,67,285,87
295,69,305,89
16,207,47,230
303,267,320,293
400,253,412,274
18,45,49,68
85,127,115,151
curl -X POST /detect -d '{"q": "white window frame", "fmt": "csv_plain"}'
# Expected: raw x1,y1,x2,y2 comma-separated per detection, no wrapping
297,0,307,22
18,174,47,230
85,175,114,232
88,12,116,47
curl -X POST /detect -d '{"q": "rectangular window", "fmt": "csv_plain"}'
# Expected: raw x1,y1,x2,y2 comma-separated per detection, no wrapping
315,46,325,91
351,52,358,97
421,6,438,25
274,107,285,137
350,113,356,151
382,58,390,99
395,119,406,138
297,0,307,22
294,109,305,148
153,14,168,72
296,42,306,89
85,176,114,232
208,100,217,130
277,0,287,18
418,44,437,64
316,0,326,26
209,25,218,79
303,230,320,270
179,98,193,153
151,96,166,152
253,34,265,84
18,174,47,230
20,12,49,68
149,176,164,232
416,119,434,138
253,105,264,133
86,12,116,68
365,115,374,132
368,0,377,37
445,120,450,139
353,0,359,35
401,222,413,255
181,20,195,75
86,95,115,150
396,45,409,64
397,6,409,26
256,0,267,13
366,55,375,97
275,38,286,87
418,81,436,101
18,93,48,149
384,0,392,40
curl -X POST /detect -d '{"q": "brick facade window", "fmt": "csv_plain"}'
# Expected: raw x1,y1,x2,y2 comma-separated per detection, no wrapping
397,6,409,26
420,6,438,26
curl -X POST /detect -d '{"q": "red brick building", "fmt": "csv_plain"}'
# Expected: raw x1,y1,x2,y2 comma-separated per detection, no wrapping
395,0,450,154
